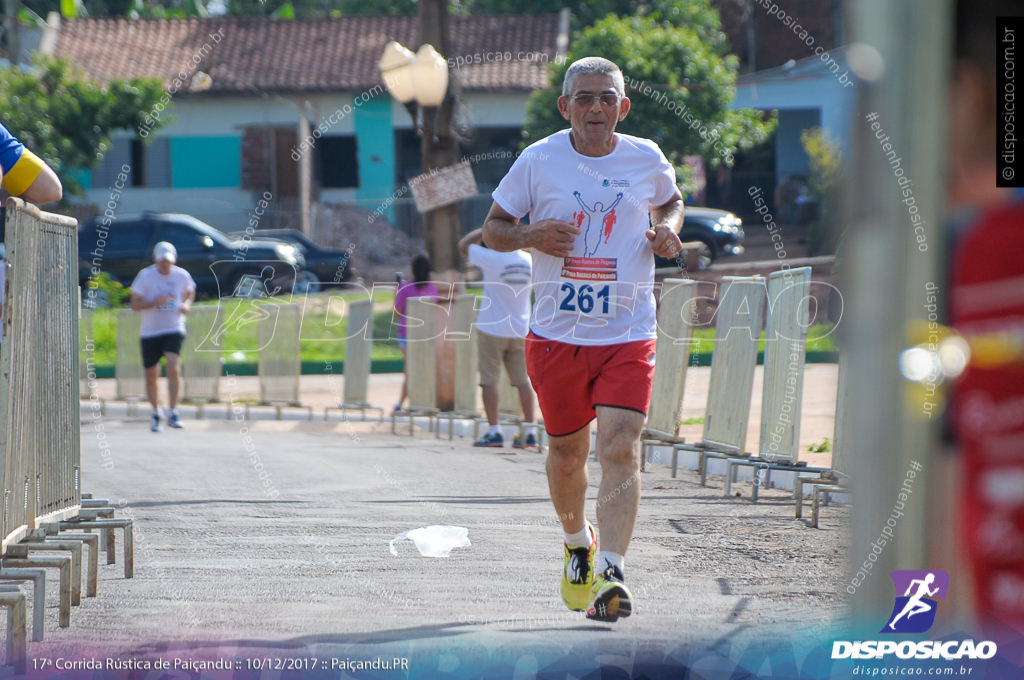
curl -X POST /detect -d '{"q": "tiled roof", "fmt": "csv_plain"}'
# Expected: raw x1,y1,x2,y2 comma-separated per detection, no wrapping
54,15,561,94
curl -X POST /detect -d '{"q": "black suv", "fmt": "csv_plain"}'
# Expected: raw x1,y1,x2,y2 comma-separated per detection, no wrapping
654,206,745,270
79,212,303,299
228,228,355,294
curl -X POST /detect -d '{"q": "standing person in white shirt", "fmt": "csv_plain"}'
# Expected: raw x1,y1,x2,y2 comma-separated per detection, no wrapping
483,56,684,622
130,242,196,432
457,228,538,449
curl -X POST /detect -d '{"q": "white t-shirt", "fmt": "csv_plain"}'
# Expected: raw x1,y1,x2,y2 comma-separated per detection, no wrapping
468,243,532,339
492,129,678,345
130,265,197,338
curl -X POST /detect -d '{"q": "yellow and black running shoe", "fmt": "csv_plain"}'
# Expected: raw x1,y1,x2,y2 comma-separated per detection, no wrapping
586,564,633,622
561,522,596,611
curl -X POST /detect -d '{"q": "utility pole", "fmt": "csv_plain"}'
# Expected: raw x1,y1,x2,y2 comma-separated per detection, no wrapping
4,0,21,67
418,0,461,274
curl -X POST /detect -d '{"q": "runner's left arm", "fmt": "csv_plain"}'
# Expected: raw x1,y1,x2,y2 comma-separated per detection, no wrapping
180,285,195,315
646,192,685,259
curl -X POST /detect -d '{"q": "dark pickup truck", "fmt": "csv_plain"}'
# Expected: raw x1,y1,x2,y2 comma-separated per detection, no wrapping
79,212,304,300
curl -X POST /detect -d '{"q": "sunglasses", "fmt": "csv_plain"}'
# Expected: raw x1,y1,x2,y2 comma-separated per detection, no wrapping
571,92,621,108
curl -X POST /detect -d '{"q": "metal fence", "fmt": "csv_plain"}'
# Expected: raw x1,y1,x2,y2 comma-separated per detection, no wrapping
0,198,81,550
258,303,302,407
79,309,95,400
114,310,145,403
182,305,224,407
341,299,374,408
450,295,478,416
645,278,699,443
405,298,437,413
701,276,767,454
757,267,812,462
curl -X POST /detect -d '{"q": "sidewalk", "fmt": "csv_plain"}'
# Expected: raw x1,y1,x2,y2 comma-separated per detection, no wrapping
85,364,838,469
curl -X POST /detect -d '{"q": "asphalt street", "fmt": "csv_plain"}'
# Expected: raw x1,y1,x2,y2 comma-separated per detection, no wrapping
20,408,853,678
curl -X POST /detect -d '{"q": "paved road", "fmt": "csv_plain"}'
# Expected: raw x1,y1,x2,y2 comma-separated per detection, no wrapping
28,413,850,677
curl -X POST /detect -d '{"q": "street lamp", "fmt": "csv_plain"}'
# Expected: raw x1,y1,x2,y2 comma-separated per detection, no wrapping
378,40,461,274
380,42,449,108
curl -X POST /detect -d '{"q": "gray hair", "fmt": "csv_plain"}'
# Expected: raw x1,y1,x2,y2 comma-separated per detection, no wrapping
561,57,625,97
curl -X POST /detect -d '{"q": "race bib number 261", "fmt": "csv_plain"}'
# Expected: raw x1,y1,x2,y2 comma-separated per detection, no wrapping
558,280,615,318
558,257,617,319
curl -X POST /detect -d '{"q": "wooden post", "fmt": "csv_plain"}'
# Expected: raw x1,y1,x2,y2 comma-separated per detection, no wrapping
419,0,461,274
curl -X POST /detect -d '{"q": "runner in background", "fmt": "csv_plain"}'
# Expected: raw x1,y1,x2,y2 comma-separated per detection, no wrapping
457,227,538,449
130,242,196,432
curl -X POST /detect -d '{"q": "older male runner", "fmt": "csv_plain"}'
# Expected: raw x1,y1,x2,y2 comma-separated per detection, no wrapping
483,56,684,621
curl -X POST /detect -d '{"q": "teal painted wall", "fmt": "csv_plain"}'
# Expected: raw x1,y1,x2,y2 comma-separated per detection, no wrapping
72,168,91,191
170,136,241,188
353,98,395,222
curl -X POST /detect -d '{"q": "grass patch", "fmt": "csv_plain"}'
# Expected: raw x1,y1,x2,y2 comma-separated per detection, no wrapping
80,291,838,367
679,416,705,426
807,437,832,453
689,323,838,354
81,289,404,365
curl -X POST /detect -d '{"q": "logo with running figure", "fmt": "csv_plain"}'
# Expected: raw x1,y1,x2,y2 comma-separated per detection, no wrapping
573,190,623,257
883,570,949,634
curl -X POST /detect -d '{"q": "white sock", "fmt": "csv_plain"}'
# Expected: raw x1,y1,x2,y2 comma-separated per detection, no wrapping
526,426,538,437
170,408,178,417
564,524,592,548
152,407,162,417
597,551,624,575
488,424,501,436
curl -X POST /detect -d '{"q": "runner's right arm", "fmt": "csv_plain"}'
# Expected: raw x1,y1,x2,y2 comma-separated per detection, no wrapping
483,202,579,259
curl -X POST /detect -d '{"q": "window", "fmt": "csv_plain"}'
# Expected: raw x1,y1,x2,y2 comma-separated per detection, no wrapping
90,137,170,188
108,222,152,252
152,223,209,254
317,136,359,189
132,138,171,188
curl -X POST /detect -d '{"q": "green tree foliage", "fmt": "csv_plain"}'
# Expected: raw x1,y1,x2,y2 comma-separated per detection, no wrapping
459,0,724,38
0,57,168,195
521,11,774,193
22,0,208,18
800,126,843,255
225,0,722,25
224,0,415,17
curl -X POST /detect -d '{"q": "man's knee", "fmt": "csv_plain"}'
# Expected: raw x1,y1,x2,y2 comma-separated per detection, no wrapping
596,426,641,467
547,454,579,479
597,438,640,468
546,438,589,475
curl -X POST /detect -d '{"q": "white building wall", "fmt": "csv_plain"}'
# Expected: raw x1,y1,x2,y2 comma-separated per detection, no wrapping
78,90,534,231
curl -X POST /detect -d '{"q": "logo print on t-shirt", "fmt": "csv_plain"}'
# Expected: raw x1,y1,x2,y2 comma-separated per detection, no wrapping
573,191,623,257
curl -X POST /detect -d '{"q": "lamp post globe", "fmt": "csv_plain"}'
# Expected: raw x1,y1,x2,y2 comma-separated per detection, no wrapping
412,44,449,106
378,41,417,104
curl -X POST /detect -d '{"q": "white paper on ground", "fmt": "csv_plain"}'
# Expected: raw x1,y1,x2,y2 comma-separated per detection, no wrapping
389,525,471,557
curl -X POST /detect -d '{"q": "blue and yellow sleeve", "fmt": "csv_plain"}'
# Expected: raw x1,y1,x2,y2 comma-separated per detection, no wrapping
0,122,44,197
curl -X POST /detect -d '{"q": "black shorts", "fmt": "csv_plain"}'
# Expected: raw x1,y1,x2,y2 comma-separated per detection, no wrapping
141,332,185,369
